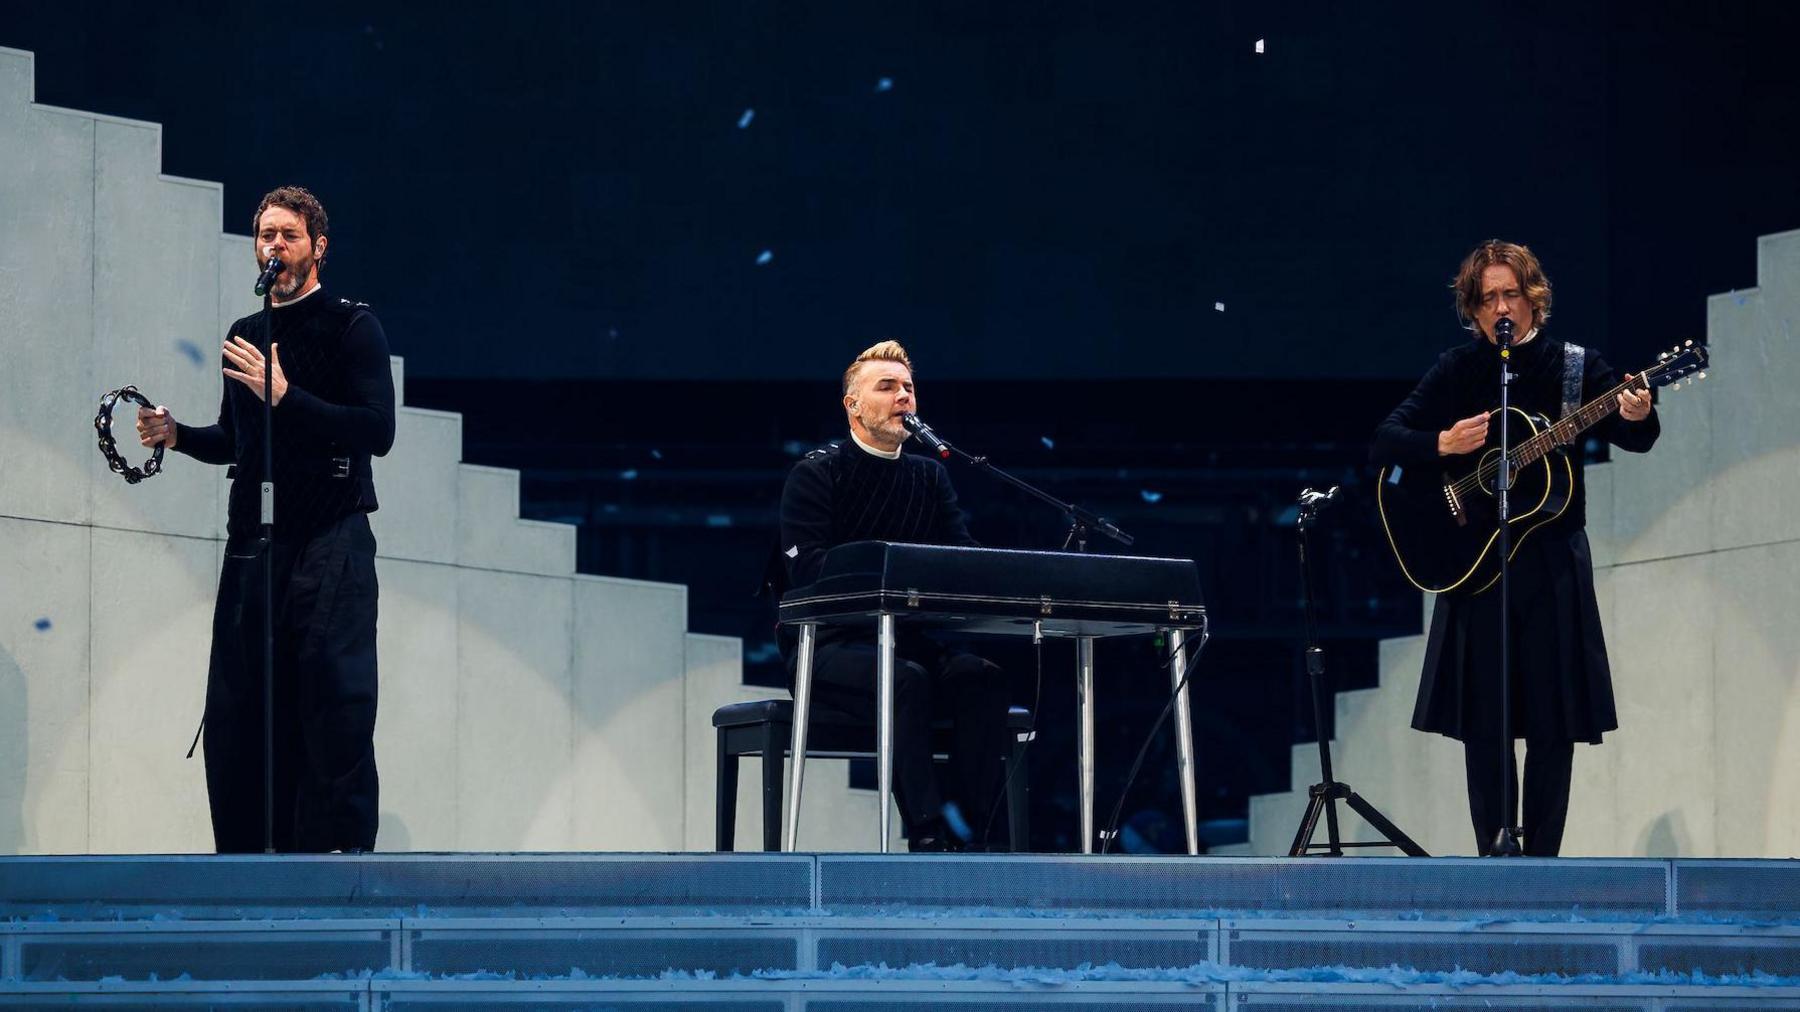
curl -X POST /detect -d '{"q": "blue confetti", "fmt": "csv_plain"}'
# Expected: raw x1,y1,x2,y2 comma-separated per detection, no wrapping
607,327,620,340
706,514,733,527
1213,302,1226,312
34,617,52,632
1040,436,1055,449
175,340,204,365
649,449,664,460
1140,490,1164,504
737,108,755,129
1734,294,1748,306
875,77,894,93
619,469,639,481
755,249,774,266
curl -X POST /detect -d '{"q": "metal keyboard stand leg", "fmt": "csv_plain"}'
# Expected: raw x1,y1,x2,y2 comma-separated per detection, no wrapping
876,612,897,854
782,623,818,853
1077,636,1096,854
1167,627,1200,854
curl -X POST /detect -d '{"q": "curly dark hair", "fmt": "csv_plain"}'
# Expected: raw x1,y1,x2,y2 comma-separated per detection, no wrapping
252,185,330,267
1451,239,1551,334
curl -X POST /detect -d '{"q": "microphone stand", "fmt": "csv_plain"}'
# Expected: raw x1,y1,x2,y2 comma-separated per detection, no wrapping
1286,487,1427,857
259,286,276,855
942,443,1133,553
1490,318,1523,857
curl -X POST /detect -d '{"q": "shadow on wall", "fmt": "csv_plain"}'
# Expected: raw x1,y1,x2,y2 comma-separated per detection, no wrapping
0,645,24,854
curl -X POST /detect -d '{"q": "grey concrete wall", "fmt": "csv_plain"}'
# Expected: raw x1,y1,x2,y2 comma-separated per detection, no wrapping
0,46,883,854
1224,228,1800,858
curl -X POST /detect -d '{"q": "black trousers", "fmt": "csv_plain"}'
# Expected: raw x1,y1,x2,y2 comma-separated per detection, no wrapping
806,640,1010,841
1462,738,1573,857
204,512,380,853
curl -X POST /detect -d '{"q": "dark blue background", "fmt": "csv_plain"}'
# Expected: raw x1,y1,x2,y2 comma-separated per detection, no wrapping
8,1,1796,382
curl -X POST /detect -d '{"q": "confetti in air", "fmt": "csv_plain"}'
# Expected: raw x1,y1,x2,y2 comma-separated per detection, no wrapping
619,469,639,481
875,77,894,92
34,617,52,632
1254,38,1265,53
649,449,664,460
176,340,205,365
737,108,756,129
755,249,774,266
1214,302,1226,312
1040,436,1055,449
1140,490,1164,504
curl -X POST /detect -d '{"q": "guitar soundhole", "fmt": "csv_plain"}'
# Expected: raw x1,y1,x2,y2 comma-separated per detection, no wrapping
1474,449,1514,496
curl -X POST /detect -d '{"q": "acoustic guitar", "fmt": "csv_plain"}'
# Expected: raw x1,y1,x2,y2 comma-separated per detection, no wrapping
1376,341,1709,594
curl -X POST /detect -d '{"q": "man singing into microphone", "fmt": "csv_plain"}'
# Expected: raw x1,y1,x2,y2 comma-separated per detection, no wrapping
1371,240,1657,856
778,341,1012,851
135,185,395,853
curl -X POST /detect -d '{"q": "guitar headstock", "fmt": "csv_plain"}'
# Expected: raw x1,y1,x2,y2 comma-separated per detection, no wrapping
1650,340,1710,391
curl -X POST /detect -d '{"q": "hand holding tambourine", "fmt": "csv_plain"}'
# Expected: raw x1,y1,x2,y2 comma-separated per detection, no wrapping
94,385,166,484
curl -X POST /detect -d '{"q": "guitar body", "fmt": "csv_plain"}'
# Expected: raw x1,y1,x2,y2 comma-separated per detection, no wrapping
1376,406,1574,594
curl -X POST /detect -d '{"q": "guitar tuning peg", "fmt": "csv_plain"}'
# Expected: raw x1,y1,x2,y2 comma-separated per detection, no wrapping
1685,340,1693,347
1698,371,1707,380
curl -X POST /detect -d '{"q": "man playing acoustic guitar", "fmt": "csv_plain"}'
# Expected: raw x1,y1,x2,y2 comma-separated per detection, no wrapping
1372,240,1656,856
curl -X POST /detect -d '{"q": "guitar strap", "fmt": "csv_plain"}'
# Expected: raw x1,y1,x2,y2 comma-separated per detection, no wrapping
1562,342,1586,420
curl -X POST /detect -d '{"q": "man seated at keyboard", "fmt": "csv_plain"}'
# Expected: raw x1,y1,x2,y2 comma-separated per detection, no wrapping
777,340,1012,851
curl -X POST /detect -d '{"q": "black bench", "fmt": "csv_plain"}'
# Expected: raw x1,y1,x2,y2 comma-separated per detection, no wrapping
713,699,1034,851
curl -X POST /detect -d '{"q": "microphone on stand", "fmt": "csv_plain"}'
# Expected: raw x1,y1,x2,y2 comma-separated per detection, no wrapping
1495,316,1515,348
900,413,952,459
253,255,284,297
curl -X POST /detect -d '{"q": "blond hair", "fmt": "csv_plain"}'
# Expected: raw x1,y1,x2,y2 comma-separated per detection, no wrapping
842,340,914,395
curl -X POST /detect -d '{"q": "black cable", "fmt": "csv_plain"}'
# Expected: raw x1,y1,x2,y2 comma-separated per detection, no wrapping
978,630,1045,849
1098,617,1210,855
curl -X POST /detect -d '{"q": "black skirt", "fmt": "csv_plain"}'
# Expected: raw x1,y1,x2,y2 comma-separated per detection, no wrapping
1413,526,1618,744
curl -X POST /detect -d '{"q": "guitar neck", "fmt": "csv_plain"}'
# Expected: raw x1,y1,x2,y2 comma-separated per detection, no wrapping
1510,371,1652,468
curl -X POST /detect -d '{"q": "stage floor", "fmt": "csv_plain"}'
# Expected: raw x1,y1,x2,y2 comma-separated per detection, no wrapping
1,853,1797,1008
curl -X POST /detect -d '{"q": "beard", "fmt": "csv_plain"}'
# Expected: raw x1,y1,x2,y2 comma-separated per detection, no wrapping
272,253,315,298
858,408,907,445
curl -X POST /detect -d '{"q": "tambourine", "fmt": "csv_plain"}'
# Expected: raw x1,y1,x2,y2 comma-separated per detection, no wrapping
95,385,164,484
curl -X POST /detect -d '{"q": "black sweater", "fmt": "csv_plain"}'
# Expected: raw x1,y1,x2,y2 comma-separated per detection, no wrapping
175,287,397,544
1371,335,1660,536
779,438,977,591
776,438,978,658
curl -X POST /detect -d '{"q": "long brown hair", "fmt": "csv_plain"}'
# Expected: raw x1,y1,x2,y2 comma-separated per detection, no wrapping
1451,240,1551,334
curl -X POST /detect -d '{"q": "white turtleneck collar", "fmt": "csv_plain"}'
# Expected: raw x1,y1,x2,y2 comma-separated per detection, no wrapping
850,430,903,460
272,282,323,309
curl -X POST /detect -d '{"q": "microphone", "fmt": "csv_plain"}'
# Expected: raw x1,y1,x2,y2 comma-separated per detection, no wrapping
1495,316,1515,347
900,413,952,459
253,255,284,297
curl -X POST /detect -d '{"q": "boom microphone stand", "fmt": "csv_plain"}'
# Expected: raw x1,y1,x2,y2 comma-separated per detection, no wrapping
1286,487,1426,857
1490,317,1523,857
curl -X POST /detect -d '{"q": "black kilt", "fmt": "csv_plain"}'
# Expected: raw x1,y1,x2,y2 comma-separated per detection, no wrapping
1413,526,1617,745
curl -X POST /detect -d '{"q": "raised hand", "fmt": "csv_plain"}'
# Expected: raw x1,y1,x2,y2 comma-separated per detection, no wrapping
1438,411,1490,456
222,336,288,405
136,405,177,449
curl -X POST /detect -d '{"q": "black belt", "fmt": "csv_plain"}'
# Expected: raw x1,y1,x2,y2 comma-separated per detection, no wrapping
227,457,353,480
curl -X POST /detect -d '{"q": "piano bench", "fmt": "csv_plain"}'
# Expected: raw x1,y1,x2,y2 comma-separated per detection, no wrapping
712,699,1034,852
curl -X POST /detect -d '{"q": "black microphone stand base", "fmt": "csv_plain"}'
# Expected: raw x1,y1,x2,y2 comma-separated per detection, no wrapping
1288,779,1428,857
1490,826,1524,857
